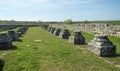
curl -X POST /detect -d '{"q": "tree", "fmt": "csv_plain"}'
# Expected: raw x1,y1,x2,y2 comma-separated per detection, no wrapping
64,19,73,24
84,20,89,24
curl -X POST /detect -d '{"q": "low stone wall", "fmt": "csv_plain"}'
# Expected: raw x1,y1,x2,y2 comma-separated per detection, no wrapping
0,25,18,31
49,23,120,37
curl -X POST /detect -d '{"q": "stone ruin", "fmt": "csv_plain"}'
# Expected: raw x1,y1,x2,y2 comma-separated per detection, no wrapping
54,29,61,36
0,59,4,71
40,25,117,57
41,25,49,30
49,23,120,37
16,26,28,37
88,35,116,56
69,31,85,45
0,33,12,50
0,25,17,31
48,27,52,32
59,29,70,39
50,28,56,33
0,26,29,50
8,30,18,41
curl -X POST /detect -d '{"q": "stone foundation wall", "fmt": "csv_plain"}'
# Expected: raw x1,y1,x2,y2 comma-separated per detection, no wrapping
49,23,120,37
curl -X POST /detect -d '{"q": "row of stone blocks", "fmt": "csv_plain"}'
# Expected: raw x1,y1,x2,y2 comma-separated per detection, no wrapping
0,25,18,31
41,25,85,45
41,25,116,57
0,26,28,71
0,26,28,50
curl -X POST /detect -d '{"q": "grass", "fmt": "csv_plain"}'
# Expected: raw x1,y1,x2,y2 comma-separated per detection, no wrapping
104,36,120,65
1,27,120,71
110,21,120,25
81,32,120,65
81,32,94,43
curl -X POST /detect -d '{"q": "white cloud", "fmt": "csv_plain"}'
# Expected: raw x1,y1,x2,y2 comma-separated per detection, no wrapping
0,0,50,8
0,0,98,9
60,0,98,4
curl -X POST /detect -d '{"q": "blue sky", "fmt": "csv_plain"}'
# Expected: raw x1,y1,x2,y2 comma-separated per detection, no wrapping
0,0,120,21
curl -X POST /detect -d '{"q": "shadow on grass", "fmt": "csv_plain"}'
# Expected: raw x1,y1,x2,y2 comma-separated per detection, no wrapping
114,54,120,57
0,59,4,71
0,45,17,50
75,43,87,46
10,45,17,50
111,54,120,58
103,54,120,58
85,43,88,45
19,35,24,37
17,39,23,42
23,33,27,35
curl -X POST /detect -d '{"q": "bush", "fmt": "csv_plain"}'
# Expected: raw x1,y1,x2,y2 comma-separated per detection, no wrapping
64,19,73,24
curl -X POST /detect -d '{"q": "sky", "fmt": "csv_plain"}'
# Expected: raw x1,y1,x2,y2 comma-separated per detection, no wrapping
0,0,120,21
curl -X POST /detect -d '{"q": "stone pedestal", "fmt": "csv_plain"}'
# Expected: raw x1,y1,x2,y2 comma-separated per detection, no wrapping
50,28,56,33
0,33,12,50
48,27,52,32
42,25,49,30
69,32,85,45
8,30,18,41
54,29,61,36
17,26,28,34
88,35,116,56
59,29,70,39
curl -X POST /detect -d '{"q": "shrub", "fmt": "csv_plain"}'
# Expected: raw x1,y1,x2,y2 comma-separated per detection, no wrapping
64,19,73,24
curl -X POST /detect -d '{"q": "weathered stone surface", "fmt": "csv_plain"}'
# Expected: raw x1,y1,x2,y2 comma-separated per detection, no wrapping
88,35,116,56
48,27,52,32
0,59,4,71
49,24,120,37
59,29,70,39
50,28,56,33
8,30,18,41
54,29,61,36
16,26,28,37
41,25,49,30
69,31,85,45
0,25,17,31
0,33,12,50
16,32,22,37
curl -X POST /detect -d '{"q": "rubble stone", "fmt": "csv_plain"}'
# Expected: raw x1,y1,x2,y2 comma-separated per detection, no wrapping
59,29,70,39
8,30,18,41
50,28,56,33
69,31,85,45
54,29,61,36
88,35,116,56
0,33,12,50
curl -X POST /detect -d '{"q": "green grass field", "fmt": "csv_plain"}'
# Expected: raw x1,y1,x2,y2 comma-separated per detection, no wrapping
105,36,120,65
1,27,120,71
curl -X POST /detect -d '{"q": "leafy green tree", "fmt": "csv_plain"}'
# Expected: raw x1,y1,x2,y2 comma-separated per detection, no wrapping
84,20,89,24
64,19,73,24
